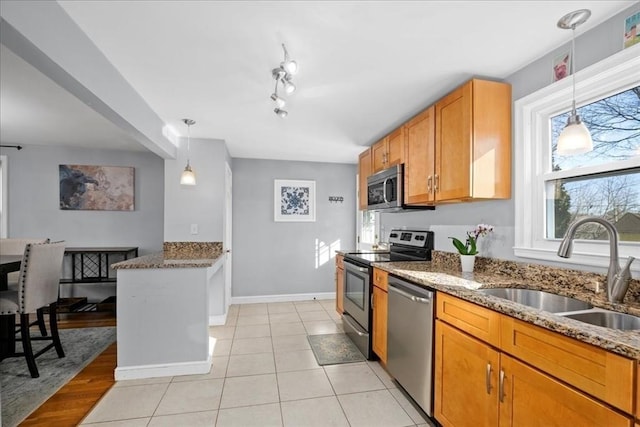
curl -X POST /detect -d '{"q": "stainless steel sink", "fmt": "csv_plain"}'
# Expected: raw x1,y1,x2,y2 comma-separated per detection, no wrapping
478,288,593,313
560,311,640,331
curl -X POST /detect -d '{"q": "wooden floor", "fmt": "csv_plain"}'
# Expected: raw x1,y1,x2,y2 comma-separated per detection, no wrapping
19,312,117,427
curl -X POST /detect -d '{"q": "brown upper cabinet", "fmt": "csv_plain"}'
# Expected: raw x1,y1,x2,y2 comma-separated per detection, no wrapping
404,106,436,205
360,78,511,207
358,148,372,210
372,127,405,173
434,79,511,202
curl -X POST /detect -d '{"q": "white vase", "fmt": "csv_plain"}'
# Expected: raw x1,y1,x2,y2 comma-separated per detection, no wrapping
460,254,476,272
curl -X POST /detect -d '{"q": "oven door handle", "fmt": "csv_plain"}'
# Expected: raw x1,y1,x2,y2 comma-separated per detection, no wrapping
343,315,369,337
346,262,368,273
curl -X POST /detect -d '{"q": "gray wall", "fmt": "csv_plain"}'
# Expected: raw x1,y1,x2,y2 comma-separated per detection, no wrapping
164,137,230,242
2,144,164,254
380,3,640,270
233,159,357,297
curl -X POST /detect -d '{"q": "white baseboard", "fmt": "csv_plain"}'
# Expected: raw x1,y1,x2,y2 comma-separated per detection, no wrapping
115,357,212,381
231,292,335,305
209,313,228,326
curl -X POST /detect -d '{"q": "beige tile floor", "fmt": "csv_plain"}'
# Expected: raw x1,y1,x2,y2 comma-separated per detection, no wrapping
81,300,436,427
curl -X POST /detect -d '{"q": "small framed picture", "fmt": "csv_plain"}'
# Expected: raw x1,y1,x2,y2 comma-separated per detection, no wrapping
624,11,640,49
274,179,316,222
552,50,571,82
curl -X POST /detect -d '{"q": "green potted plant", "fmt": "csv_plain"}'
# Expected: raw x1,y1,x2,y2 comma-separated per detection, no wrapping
450,224,494,272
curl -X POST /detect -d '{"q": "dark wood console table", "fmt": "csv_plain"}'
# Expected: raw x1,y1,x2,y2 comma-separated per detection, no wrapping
61,247,138,284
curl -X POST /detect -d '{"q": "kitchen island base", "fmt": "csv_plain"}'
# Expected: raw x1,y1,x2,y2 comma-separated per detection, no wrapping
114,260,223,380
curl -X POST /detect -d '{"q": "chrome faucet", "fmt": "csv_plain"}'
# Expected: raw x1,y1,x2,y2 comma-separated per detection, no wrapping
557,217,635,303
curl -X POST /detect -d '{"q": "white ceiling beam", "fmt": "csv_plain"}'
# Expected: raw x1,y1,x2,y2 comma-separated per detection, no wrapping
0,1,176,159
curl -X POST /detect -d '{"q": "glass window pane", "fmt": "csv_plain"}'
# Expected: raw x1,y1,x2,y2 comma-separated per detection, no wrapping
360,210,376,244
546,168,640,241
551,86,640,171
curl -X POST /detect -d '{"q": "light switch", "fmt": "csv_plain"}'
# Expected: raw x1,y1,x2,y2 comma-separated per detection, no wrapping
190,224,198,234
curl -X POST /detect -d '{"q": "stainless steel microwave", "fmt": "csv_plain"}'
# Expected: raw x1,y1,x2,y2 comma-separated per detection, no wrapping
366,164,435,212
367,165,404,211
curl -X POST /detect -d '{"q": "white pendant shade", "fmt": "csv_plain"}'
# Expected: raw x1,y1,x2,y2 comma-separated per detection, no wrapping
557,121,593,155
180,165,196,185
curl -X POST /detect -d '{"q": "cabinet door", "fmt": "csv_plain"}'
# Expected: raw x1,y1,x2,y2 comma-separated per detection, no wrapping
405,106,435,204
636,360,640,420
500,354,632,427
435,320,500,427
372,285,388,364
386,127,405,167
435,80,472,201
358,149,372,210
372,138,388,173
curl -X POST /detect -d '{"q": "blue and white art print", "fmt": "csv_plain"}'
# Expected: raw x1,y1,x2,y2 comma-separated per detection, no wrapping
274,179,316,222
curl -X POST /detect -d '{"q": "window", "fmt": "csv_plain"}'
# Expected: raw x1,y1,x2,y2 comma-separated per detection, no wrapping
357,208,379,250
514,47,640,271
0,155,6,238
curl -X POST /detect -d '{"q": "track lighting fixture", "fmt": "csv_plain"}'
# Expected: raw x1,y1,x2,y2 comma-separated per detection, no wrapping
274,108,288,118
180,118,196,186
270,43,298,117
556,9,593,155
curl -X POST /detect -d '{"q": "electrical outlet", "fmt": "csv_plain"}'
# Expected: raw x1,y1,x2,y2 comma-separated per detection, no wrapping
190,224,198,235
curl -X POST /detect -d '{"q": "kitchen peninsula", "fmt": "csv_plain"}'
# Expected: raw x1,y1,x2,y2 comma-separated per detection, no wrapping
111,242,225,380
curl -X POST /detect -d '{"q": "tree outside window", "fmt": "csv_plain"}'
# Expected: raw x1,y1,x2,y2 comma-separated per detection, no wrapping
548,85,640,241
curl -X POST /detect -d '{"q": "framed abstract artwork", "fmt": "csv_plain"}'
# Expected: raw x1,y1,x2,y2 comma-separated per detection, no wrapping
274,179,316,222
59,164,134,211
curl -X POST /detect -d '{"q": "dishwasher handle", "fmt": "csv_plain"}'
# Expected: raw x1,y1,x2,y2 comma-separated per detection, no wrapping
389,283,433,304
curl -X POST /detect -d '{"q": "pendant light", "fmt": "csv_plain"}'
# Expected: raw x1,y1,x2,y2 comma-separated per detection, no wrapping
180,119,196,185
556,9,593,155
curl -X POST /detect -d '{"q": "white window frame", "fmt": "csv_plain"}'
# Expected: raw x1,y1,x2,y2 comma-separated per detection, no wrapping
0,155,7,238
514,45,640,273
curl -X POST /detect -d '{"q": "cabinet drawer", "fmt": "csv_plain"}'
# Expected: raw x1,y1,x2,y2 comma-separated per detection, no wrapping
336,255,344,269
501,316,635,414
373,268,388,291
436,293,501,348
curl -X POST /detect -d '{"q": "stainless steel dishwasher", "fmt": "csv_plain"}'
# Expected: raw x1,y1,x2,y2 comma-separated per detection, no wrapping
387,276,435,417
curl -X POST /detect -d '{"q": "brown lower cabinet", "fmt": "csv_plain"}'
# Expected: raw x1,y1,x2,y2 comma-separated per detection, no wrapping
372,267,388,364
435,293,634,427
372,285,388,364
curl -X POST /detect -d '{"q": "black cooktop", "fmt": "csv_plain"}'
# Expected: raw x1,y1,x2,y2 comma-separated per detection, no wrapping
348,252,392,263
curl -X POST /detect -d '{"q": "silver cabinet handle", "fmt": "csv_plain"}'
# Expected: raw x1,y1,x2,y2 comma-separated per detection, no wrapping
486,363,492,394
388,285,432,304
371,292,374,309
499,370,505,403
434,174,439,192
427,175,433,194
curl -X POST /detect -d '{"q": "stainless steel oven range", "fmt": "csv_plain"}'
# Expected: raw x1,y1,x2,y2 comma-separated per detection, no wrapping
342,229,434,359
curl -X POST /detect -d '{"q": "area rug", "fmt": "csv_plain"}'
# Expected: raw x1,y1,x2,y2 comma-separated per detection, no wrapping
308,333,365,366
0,327,116,427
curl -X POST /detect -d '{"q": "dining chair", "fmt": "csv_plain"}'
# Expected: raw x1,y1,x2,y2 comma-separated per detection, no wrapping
0,238,50,336
0,241,66,378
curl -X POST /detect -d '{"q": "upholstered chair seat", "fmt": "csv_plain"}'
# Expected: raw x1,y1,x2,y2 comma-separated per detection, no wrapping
0,238,50,287
1,238,51,336
0,241,66,378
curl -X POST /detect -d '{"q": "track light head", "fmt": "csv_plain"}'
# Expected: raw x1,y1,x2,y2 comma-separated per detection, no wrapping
274,108,288,118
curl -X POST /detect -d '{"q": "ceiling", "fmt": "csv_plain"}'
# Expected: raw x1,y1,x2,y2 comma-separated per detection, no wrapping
0,1,635,163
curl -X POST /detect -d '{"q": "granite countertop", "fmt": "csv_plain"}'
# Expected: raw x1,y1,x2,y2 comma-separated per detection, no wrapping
372,257,640,360
112,242,224,270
